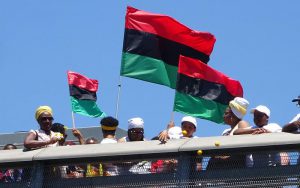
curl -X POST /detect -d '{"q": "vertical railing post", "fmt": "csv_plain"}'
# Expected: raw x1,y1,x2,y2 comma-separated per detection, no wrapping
176,152,192,187
29,161,44,188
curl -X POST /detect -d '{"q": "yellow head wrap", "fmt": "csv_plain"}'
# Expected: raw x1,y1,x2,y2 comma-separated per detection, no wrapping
229,97,249,119
101,125,117,131
35,106,53,120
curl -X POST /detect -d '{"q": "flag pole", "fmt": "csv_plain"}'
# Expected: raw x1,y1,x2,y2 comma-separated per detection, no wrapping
71,111,76,129
115,76,122,119
170,111,174,122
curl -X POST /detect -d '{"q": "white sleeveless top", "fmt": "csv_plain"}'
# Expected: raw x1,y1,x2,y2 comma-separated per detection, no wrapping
30,129,58,147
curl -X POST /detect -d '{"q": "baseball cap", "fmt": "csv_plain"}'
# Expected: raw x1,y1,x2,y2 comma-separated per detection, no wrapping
250,105,271,117
181,116,197,128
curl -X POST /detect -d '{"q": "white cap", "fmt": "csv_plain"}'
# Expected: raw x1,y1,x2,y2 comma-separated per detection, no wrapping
181,116,197,128
168,127,183,139
251,105,270,117
128,117,144,130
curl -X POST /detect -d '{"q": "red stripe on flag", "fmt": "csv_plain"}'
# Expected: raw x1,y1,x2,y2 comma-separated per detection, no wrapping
178,56,243,97
125,6,216,56
67,71,98,92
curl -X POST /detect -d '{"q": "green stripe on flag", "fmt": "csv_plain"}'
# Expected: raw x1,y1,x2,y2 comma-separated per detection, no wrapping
174,92,228,124
71,97,106,118
121,52,178,88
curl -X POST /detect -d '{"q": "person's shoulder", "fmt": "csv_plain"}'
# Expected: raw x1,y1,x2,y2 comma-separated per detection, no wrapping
290,114,300,123
264,123,282,132
266,123,281,127
222,128,231,136
237,120,250,128
118,137,127,143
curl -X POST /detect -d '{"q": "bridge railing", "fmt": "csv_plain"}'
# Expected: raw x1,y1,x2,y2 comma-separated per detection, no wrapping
0,132,300,187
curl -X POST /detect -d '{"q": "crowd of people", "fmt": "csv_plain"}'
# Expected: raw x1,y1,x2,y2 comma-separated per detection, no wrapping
1,95,300,181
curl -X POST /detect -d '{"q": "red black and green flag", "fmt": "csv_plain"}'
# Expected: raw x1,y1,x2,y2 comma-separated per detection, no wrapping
67,71,106,118
174,56,243,123
121,6,216,89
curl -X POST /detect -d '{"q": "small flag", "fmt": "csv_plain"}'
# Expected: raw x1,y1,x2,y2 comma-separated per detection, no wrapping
121,6,216,89
174,56,243,123
67,71,105,118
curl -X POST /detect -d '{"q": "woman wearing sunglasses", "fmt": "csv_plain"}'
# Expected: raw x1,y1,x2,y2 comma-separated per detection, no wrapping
24,106,60,149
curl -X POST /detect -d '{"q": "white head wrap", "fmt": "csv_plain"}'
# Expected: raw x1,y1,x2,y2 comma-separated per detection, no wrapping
229,97,249,119
168,127,183,139
128,117,144,130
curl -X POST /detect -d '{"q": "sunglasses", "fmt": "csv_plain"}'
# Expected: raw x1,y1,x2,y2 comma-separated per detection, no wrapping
129,130,144,134
40,117,54,121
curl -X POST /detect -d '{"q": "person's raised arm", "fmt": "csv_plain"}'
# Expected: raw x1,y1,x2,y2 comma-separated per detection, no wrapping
282,120,300,133
233,128,254,135
158,121,175,143
72,129,85,145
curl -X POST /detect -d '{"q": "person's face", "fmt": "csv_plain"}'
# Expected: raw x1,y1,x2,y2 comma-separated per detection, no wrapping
37,112,53,131
223,107,238,126
181,122,196,138
128,128,144,141
253,110,268,127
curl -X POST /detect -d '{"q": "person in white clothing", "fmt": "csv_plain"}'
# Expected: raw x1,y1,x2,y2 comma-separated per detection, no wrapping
234,105,281,135
100,116,119,144
207,97,250,170
118,117,150,174
234,105,289,167
158,116,198,142
24,106,59,149
118,117,145,143
282,95,300,133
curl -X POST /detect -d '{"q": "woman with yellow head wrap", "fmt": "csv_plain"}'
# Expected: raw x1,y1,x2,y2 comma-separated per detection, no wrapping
24,105,59,149
222,97,250,136
207,97,250,170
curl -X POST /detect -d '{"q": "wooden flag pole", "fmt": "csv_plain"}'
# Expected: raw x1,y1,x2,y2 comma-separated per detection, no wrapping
167,111,175,129
71,111,76,129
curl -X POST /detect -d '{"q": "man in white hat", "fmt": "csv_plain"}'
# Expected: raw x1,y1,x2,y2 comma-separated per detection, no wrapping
118,117,151,175
158,116,198,142
118,117,145,142
234,105,281,135
234,105,289,167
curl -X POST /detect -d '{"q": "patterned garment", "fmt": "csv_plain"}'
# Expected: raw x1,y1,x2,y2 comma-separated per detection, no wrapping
0,169,23,182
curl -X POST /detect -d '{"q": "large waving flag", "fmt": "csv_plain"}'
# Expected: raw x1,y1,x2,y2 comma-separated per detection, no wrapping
67,71,105,118
174,56,243,123
121,6,216,89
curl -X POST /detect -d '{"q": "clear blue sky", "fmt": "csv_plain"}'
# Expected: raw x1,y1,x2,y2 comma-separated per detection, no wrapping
0,1,299,139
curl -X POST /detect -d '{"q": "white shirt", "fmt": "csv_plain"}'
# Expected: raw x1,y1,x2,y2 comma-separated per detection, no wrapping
100,138,117,144
251,123,282,133
100,137,118,176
